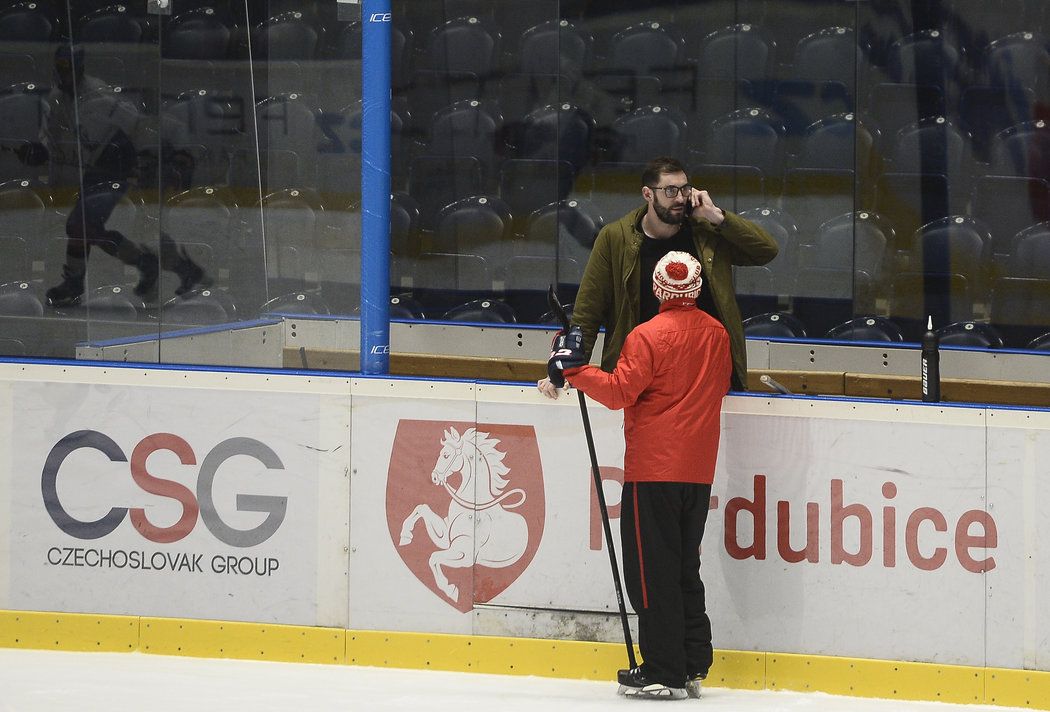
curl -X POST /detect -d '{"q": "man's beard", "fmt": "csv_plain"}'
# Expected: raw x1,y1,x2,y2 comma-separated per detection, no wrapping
653,201,685,225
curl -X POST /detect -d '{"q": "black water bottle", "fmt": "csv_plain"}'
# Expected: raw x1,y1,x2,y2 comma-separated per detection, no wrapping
921,316,940,402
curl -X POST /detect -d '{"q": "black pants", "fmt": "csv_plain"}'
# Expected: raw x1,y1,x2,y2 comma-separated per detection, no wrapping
64,179,131,261
64,179,179,267
620,480,713,688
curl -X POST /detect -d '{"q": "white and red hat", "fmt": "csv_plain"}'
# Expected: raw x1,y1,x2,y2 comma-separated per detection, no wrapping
652,250,703,302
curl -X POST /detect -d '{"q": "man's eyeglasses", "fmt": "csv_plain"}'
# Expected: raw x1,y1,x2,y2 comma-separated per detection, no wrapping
648,184,694,199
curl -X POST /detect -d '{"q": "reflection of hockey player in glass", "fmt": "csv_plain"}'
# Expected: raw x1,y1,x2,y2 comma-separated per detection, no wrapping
19,45,209,308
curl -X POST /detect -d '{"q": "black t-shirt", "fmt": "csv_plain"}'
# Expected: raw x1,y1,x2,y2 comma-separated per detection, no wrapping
638,222,720,323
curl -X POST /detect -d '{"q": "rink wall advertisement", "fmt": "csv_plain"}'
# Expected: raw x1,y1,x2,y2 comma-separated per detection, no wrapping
0,372,351,627
0,363,1047,673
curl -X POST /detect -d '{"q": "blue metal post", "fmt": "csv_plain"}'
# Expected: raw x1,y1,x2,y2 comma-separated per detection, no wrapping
360,0,392,374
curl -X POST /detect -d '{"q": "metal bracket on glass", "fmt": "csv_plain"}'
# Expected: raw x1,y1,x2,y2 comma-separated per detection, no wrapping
338,0,362,21
147,0,172,15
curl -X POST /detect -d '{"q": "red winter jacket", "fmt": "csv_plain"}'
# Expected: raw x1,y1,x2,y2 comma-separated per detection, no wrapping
565,298,732,484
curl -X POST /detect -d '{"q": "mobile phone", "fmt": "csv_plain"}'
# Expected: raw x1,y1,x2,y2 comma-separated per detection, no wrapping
685,197,694,214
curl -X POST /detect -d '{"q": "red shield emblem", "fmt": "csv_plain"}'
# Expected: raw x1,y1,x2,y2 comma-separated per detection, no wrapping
387,420,545,613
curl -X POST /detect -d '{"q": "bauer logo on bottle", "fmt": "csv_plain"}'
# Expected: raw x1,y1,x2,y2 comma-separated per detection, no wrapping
386,421,545,613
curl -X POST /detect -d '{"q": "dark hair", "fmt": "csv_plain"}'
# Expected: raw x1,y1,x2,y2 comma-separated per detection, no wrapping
641,156,687,187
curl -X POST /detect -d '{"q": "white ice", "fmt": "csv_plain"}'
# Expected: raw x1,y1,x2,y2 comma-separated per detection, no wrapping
0,648,1029,712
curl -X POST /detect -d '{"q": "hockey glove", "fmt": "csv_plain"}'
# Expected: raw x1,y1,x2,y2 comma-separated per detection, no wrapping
547,325,587,388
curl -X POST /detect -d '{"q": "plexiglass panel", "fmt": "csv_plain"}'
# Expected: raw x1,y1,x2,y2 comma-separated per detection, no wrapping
0,0,1048,363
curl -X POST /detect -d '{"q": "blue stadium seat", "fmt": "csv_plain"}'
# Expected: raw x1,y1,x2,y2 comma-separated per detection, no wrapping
0,337,26,355
743,312,808,339
388,293,426,320
886,30,964,88
607,21,684,76
162,287,237,325
432,195,514,268
607,105,688,164
250,10,319,61
513,102,594,173
1027,332,1050,351
988,120,1050,178
936,321,1005,348
259,290,330,316
442,298,516,324
980,31,1050,97
706,108,784,175
907,215,992,285
791,26,862,85
0,280,43,317
0,2,54,42
824,316,904,342
736,207,799,313
523,198,604,266
77,4,144,44
791,209,890,337
694,23,774,82
516,19,592,75
0,83,46,144
794,113,878,180
423,99,503,187
164,7,233,60
57,284,146,322
419,16,500,76
1007,222,1050,278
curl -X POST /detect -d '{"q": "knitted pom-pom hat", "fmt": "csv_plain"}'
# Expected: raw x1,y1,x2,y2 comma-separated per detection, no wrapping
652,250,703,302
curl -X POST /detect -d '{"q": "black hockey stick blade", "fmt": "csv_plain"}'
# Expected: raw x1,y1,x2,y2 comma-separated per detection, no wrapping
546,284,570,330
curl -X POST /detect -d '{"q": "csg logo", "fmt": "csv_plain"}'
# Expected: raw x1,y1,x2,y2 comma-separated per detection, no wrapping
42,431,287,547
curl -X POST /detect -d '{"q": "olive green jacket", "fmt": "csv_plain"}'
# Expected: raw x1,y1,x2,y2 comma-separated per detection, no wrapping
571,205,779,388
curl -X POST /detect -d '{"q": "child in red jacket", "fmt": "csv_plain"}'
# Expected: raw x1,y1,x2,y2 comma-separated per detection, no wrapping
549,251,732,700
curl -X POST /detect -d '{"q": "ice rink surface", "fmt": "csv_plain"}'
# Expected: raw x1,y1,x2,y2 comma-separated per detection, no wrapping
0,649,1029,712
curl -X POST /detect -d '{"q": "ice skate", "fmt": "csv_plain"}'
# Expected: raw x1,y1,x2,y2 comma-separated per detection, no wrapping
46,264,85,308
685,672,705,698
174,249,212,296
616,666,687,700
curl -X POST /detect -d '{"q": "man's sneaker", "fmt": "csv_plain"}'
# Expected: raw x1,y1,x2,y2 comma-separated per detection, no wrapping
616,666,687,700
685,673,706,699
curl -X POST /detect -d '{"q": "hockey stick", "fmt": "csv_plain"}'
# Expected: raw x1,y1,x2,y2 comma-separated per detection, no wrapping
546,285,637,669
759,374,793,395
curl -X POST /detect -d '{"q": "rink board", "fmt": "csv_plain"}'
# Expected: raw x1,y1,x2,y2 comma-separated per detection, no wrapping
0,364,353,628
1,361,1049,697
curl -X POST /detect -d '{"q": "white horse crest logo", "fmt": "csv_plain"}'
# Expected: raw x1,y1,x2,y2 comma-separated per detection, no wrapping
398,426,529,603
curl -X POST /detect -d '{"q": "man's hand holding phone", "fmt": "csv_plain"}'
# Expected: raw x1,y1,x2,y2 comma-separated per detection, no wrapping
689,189,725,226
